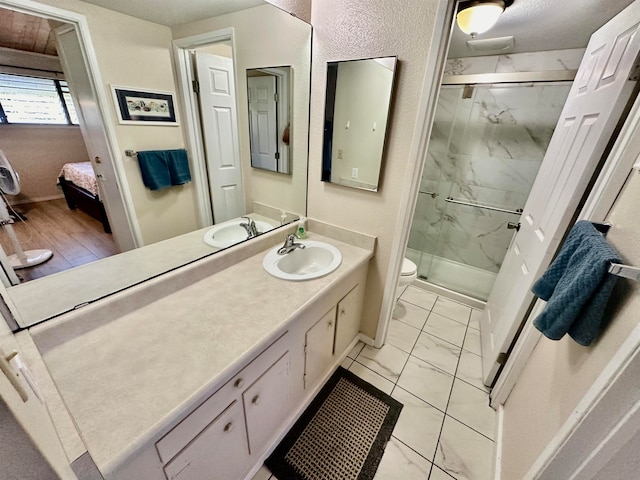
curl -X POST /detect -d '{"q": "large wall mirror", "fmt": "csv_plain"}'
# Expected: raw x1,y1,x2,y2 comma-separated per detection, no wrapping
322,56,397,191
0,0,311,328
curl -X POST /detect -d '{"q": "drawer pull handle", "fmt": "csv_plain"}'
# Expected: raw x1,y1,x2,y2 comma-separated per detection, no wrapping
234,378,245,389
223,422,234,433
340,308,346,315
251,394,260,405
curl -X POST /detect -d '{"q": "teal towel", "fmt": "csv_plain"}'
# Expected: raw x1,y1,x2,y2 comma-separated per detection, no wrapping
137,150,171,190
166,149,191,185
137,149,191,190
532,220,620,346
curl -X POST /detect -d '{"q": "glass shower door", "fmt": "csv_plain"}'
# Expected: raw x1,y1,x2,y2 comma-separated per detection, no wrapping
408,81,571,301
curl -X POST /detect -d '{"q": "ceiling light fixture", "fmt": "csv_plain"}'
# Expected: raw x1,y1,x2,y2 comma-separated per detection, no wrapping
456,0,509,37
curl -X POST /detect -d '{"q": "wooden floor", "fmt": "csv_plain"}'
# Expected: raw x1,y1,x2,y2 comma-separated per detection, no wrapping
0,198,119,283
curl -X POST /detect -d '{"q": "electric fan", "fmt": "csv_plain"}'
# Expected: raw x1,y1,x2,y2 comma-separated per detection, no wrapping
0,150,53,269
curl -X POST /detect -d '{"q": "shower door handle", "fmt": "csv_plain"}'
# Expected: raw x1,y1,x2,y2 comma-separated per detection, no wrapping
507,222,521,231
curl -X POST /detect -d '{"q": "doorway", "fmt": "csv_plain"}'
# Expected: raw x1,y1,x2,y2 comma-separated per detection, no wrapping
0,6,130,284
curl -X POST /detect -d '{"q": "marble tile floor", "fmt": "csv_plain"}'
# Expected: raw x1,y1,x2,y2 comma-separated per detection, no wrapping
254,285,494,480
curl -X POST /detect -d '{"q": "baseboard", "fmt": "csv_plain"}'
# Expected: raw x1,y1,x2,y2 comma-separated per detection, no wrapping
8,194,65,206
494,404,504,480
358,333,375,347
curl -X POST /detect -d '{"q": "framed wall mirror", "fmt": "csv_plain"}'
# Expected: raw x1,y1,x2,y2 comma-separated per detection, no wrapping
247,66,292,174
322,56,397,191
0,0,311,328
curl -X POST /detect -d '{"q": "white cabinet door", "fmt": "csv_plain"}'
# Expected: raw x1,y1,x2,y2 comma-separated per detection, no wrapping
163,401,249,480
334,284,364,356
243,352,291,455
304,307,337,389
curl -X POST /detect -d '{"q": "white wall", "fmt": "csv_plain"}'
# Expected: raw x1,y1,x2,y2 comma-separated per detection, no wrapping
308,0,441,337
24,0,198,246
501,171,640,479
1,125,89,204
265,0,311,23
172,4,311,218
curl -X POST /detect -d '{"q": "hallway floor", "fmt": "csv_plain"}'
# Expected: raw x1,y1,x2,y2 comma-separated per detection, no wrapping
255,285,495,480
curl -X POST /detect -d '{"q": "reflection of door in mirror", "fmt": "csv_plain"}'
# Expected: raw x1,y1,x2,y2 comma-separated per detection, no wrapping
194,49,245,223
248,75,278,171
322,56,397,192
247,67,292,174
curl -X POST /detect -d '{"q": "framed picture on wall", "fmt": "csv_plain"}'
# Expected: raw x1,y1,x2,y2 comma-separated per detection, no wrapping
111,86,179,126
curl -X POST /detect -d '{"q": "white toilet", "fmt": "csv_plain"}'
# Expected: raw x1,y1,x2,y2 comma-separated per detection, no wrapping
397,257,418,297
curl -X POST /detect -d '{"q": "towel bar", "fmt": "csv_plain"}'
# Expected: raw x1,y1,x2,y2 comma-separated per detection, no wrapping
125,150,137,157
445,197,523,215
589,222,639,280
609,264,640,281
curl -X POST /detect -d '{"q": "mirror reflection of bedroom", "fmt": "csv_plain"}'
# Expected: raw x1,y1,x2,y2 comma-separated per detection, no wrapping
0,10,118,283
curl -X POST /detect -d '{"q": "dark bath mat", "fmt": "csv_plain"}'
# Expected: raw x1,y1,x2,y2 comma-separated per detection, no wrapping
265,366,403,480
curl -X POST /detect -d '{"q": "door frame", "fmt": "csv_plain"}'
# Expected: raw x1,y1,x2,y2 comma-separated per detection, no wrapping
374,0,456,346
173,27,238,227
0,0,139,250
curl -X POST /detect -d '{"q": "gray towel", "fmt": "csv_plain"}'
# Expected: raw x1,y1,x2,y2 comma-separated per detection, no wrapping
532,220,620,346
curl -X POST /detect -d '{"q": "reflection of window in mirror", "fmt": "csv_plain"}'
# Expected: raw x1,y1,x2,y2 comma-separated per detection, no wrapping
322,56,397,192
247,67,292,175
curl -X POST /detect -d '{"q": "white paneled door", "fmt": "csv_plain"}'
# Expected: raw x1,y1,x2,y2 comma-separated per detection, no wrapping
195,52,245,224
248,75,278,171
480,2,640,386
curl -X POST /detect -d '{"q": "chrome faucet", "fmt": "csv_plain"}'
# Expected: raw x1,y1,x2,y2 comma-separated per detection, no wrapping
240,216,259,239
277,233,306,255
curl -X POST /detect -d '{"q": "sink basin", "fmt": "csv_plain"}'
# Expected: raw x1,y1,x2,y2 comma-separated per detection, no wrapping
263,240,342,281
203,219,274,248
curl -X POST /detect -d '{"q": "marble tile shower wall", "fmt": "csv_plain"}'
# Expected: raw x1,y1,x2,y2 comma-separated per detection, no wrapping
410,49,579,276
444,48,585,75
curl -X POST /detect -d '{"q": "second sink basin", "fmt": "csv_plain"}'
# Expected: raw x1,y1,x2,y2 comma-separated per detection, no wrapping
203,219,274,249
263,240,342,281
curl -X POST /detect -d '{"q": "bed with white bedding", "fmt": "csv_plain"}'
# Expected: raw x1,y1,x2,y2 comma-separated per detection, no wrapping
58,162,111,233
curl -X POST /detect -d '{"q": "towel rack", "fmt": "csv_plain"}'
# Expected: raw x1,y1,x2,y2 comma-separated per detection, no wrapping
445,197,523,215
590,222,640,281
125,150,137,157
608,264,640,281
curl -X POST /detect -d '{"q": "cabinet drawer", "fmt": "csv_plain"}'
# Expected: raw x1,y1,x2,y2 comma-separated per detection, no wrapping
243,352,291,454
163,401,248,480
156,332,289,463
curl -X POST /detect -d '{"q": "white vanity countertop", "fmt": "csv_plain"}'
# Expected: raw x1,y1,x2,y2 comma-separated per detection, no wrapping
10,213,278,327
29,232,373,476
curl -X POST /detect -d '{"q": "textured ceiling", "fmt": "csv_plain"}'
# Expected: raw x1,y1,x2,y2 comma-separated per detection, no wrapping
448,0,636,58
0,0,636,58
78,0,264,27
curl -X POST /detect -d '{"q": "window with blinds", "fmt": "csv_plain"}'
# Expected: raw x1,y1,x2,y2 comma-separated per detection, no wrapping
0,73,79,125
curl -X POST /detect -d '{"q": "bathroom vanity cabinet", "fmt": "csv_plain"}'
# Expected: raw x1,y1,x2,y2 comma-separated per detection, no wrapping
158,334,292,480
148,282,365,480
29,230,373,480
304,283,364,389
